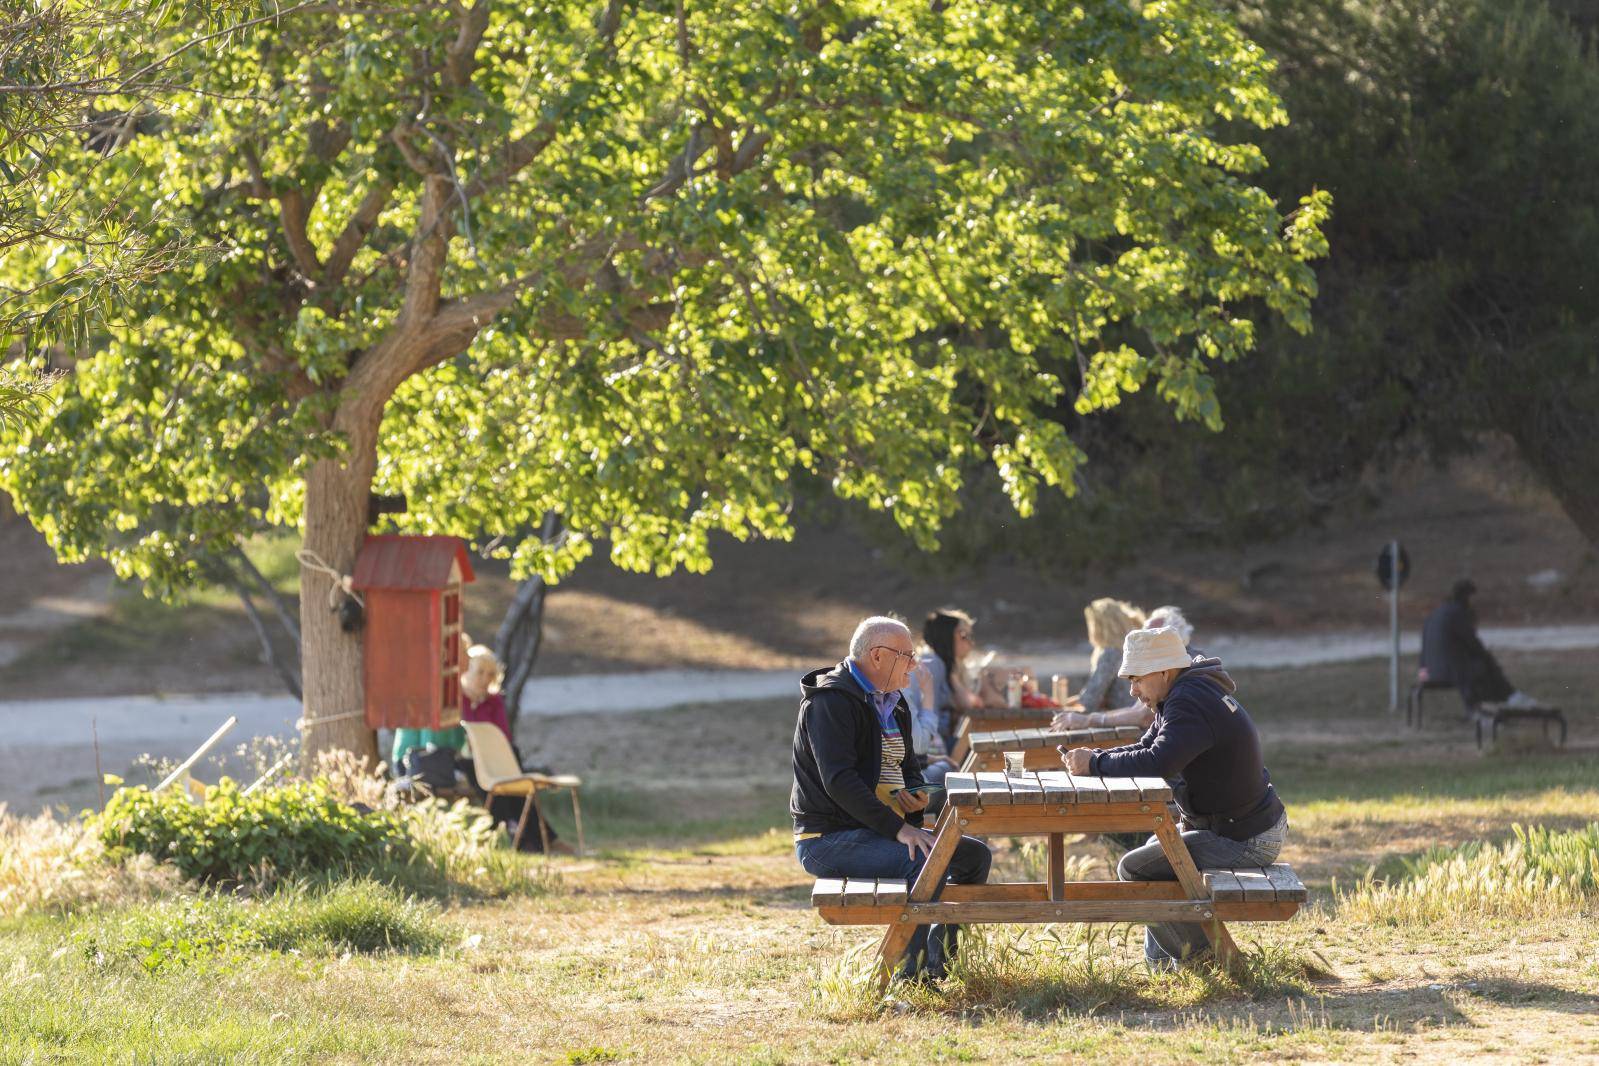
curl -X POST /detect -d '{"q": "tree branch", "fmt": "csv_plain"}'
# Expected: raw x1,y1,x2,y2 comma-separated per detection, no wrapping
233,544,302,657
444,0,492,89
462,0,627,199
277,187,324,279
399,174,454,326
323,179,394,289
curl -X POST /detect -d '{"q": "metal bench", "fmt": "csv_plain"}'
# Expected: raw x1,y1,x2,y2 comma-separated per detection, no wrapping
1474,701,1567,749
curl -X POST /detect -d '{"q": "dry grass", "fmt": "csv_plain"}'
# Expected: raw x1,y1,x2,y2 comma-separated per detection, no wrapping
0,804,177,918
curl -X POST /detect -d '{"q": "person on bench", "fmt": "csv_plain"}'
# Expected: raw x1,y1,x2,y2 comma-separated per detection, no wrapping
791,615,993,982
1063,627,1287,969
1420,579,1541,710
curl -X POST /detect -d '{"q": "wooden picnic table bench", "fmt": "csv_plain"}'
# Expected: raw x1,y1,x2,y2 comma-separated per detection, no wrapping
963,724,1145,772
949,705,1059,763
810,770,1305,987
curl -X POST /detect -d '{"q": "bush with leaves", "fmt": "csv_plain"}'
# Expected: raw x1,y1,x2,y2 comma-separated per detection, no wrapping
94,779,411,884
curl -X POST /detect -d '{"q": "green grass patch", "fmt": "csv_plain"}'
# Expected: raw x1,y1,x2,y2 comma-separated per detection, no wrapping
74,880,446,973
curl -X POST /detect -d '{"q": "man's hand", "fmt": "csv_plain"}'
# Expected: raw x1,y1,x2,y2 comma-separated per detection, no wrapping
1062,746,1094,774
896,822,937,861
897,789,930,813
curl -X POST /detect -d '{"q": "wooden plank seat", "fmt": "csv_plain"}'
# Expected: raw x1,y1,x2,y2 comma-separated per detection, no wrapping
964,724,1144,772
811,861,1308,926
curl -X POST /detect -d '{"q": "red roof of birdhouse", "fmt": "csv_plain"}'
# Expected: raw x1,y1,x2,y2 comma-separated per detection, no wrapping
351,534,476,590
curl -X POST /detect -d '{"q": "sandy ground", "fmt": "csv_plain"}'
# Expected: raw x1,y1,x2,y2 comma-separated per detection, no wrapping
3,622,1596,817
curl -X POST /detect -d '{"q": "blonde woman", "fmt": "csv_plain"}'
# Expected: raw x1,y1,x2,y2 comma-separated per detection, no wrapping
461,642,512,742
463,643,575,855
1052,598,1146,731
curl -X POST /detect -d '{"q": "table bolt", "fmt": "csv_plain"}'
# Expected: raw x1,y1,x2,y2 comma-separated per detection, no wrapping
1140,804,1150,813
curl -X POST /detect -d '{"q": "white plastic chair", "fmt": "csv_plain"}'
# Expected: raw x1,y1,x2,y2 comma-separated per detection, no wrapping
461,721,584,855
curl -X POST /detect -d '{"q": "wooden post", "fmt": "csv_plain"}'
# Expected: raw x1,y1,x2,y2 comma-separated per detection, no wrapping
1047,833,1066,902
1389,538,1401,713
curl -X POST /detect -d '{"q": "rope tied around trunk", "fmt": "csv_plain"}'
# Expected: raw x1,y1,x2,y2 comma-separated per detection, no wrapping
296,708,366,732
294,549,366,609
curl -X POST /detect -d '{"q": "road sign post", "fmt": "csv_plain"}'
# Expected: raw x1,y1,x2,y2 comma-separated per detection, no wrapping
1376,541,1410,713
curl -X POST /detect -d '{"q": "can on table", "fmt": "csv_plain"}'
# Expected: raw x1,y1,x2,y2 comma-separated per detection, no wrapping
1051,674,1069,705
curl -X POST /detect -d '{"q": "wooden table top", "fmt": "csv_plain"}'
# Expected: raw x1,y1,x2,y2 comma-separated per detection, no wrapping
944,770,1171,807
968,724,1144,751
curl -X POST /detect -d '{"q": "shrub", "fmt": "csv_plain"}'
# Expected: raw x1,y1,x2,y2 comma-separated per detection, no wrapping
1338,823,1599,924
94,780,411,884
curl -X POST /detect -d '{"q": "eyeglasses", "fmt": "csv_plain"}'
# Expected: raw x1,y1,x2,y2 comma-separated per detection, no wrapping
871,645,918,668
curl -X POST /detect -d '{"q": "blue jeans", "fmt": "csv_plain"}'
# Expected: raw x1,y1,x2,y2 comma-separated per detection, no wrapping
796,827,992,978
1117,814,1288,966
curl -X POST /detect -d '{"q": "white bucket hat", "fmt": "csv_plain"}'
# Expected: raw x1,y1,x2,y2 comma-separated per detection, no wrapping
1119,627,1193,679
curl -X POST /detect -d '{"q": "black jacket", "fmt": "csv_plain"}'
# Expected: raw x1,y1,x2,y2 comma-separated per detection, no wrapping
1420,599,1486,687
1089,657,1285,840
790,661,925,839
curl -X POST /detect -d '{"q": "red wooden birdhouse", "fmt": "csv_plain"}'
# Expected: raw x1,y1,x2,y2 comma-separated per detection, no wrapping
352,534,476,730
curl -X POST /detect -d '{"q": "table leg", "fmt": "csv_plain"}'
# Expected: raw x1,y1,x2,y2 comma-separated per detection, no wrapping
1150,815,1240,973
876,807,962,988
1048,833,1065,902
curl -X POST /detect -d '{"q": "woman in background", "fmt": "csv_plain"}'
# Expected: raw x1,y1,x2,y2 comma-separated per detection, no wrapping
915,607,984,756
461,643,573,855
1052,598,1146,732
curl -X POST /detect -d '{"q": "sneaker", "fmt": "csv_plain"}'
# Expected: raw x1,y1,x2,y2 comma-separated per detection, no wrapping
1505,691,1541,709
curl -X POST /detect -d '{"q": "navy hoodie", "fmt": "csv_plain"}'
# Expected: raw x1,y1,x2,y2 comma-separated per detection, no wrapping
1089,656,1285,840
791,661,925,839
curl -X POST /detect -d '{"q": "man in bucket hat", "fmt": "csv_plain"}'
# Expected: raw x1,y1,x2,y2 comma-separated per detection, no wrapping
1062,627,1287,968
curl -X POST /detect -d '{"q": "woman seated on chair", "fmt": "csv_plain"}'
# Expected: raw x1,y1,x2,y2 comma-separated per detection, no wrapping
461,643,574,855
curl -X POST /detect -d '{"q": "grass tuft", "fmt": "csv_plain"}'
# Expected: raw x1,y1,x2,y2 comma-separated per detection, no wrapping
74,879,445,972
1338,822,1599,924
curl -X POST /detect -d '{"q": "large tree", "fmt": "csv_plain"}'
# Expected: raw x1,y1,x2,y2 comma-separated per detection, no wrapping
1218,0,1599,545
0,0,1327,764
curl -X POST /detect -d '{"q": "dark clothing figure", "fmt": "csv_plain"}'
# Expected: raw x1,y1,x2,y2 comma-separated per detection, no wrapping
791,661,928,838
1420,596,1514,707
791,660,992,980
1088,655,1287,965
1089,658,1285,840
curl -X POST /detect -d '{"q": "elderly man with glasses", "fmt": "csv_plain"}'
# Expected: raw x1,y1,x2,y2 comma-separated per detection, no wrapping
791,615,993,982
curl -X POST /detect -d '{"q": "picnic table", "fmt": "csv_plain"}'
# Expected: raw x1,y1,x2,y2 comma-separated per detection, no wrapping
811,770,1305,987
949,704,1058,763
963,724,1145,772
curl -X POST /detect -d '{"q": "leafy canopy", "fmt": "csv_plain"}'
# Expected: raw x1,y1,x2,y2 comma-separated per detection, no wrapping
1,0,1327,593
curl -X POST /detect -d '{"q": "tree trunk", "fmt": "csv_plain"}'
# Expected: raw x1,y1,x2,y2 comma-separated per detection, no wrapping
298,426,382,772
1507,425,1599,550
495,511,561,727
